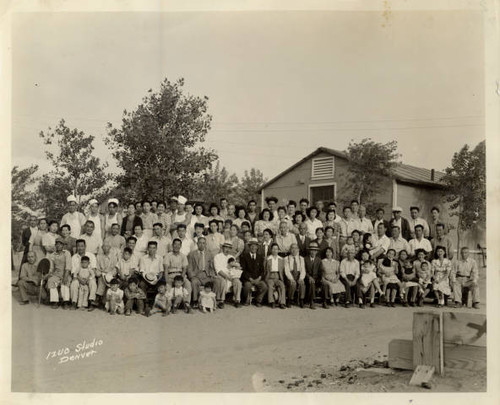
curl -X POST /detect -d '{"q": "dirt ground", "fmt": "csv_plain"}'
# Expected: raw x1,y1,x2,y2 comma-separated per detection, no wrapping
10,262,487,393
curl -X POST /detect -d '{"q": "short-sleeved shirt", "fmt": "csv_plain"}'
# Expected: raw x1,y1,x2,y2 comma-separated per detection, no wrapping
163,252,188,274
48,250,72,278
81,233,102,255
71,252,97,275
139,254,164,276
408,237,433,256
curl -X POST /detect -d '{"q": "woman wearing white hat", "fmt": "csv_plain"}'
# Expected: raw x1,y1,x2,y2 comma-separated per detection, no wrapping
60,195,86,238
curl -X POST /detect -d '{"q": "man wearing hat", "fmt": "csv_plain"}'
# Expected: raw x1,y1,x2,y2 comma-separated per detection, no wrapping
104,198,123,239
304,242,323,309
240,238,268,306
214,242,242,308
389,206,411,241
45,238,71,308
61,195,86,238
187,237,224,308
86,199,104,241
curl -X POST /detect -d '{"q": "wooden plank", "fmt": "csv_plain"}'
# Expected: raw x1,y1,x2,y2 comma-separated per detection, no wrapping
443,312,486,347
388,339,413,370
409,365,435,386
466,290,473,308
388,339,486,372
413,312,443,375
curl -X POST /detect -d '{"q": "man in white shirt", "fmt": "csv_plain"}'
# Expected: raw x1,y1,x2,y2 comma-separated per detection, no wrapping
70,239,98,311
340,207,361,238
284,244,306,307
138,241,164,300
408,225,433,258
275,221,296,257
370,223,390,260
358,205,374,235
81,220,103,255
408,206,430,239
86,198,104,240
176,224,196,256
339,250,360,307
388,226,411,255
61,195,86,238
150,222,172,258
213,242,242,308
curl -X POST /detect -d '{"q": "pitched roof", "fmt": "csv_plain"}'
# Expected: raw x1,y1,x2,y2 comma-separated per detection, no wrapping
258,146,445,191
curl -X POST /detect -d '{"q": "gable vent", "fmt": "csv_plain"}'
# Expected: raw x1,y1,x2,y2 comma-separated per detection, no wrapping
311,156,335,179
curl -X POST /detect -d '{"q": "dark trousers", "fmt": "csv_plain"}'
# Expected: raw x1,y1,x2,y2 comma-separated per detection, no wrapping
125,298,144,313
18,279,46,302
306,276,319,303
356,283,375,303
341,278,357,303
242,279,268,304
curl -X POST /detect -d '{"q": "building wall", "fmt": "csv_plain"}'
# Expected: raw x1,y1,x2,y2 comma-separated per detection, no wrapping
261,152,393,213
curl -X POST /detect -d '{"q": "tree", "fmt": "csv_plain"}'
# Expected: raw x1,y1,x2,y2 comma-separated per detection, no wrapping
39,119,113,220
11,165,39,246
441,140,485,252
235,168,267,206
105,78,218,202
345,138,400,204
197,161,239,204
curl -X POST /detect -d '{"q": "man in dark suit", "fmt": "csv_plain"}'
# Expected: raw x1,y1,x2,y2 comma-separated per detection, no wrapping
295,222,311,257
240,239,268,306
187,237,224,308
21,215,38,266
389,206,412,241
372,208,391,237
304,242,322,309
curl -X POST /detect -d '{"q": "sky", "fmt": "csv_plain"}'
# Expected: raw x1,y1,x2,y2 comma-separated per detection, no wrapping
11,10,485,181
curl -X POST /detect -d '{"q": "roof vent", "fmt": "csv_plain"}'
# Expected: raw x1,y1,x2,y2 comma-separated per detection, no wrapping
431,169,435,181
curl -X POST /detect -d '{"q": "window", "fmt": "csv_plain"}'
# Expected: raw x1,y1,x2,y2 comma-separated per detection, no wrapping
311,156,334,179
309,184,336,204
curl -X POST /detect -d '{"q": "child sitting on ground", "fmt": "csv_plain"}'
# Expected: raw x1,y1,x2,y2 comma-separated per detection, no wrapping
148,281,170,317
124,278,146,316
341,236,356,259
77,256,92,309
417,261,432,307
170,275,193,314
105,279,124,315
199,281,217,313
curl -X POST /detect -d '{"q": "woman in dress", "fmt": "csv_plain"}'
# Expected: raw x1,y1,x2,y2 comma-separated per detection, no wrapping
312,227,329,259
291,212,305,235
324,226,339,260
254,209,276,237
323,209,341,238
321,247,345,307
31,218,48,263
400,250,419,307
377,249,403,307
431,246,452,308
228,224,245,261
304,207,323,239
232,206,248,229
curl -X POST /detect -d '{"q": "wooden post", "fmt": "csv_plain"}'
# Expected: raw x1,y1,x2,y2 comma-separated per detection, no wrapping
412,312,444,375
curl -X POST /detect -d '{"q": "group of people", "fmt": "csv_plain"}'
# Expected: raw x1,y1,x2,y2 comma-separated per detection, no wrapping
15,193,481,316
